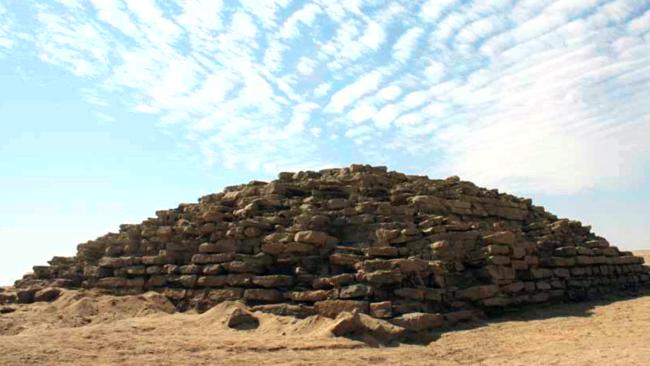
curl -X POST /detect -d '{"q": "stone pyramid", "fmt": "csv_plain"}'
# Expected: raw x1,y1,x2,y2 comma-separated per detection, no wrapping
10,164,649,330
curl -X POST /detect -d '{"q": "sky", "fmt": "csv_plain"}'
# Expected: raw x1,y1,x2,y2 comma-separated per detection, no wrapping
1,0,649,285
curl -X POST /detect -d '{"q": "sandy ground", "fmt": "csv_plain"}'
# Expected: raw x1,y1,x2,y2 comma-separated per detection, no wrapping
1,251,649,366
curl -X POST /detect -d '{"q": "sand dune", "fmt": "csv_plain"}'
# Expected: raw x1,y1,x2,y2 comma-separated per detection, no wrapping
1,251,649,365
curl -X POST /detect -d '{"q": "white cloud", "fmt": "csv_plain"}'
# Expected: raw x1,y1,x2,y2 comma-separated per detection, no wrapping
348,103,377,124
424,61,445,82
628,9,650,34
375,85,403,101
455,15,505,44
285,102,320,135
393,27,423,63
326,71,382,113
420,0,458,22
359,21,385,50
373,104,401,129
91,0,140,36
296,56,317,75
239,0,290,29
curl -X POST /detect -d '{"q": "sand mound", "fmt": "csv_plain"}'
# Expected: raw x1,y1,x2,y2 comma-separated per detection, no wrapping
0,290,175,336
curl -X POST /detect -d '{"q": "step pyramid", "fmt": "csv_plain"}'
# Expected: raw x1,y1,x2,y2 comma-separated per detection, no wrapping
12,164,649,329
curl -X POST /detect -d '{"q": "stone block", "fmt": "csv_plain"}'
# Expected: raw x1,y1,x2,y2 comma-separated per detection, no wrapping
207,288,243,302
456,285,499,301
486,245,510,255
358,269,403,285
202,264,223,275
294,230,338,247
484,231,516,245
197,276,227,287
286,290,332,302
252,275,294,288
531,268,553,279
192,253,236,264
314,300,369,318
489,256,510,265
554,246,577,257
312,274,356,289
226,274,253,286
96,277,126,288
222,260,265,274
32,287,61,302
393,258,429,272
199,240,238,253
244,289,283,302
390,312,443,331
367,246,399,257
369,301,392,318
339,284,372,299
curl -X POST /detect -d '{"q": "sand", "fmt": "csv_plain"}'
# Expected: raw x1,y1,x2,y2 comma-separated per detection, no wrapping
1,251,649,366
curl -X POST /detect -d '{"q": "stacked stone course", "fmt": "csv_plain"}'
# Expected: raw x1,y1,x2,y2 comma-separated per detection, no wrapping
11,164,649,330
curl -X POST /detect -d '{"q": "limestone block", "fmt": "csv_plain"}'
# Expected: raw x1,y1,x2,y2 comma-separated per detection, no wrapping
197,276,227,287
286,290,332,302
34,287,61,302
244,289,283,302
484,231,516,246
191,253,236,264
456,285,499,300
357,269,403,285
339,284,372,299
294,230,338,247
369,301,393,318
315,300,369,318
390,312,444,331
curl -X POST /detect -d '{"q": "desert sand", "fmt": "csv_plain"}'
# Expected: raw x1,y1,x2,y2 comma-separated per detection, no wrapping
1,251,649,366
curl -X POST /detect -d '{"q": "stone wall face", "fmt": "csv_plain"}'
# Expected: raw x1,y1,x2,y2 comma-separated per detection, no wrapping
14,165,649,327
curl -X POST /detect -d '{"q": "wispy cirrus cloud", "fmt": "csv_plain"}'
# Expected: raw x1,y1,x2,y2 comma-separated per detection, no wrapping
2,0,650,193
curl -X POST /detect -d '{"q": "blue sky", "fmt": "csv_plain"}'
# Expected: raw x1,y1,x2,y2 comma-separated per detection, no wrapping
1,0,649,284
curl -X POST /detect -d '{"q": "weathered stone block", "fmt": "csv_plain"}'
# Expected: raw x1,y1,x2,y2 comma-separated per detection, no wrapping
286,290,332,302
294,230,338,247
367,246,399,257
393,258,429,272
531,268,553,279
192,253,236,264
207,288,243,302
34,287,61,302
339,284,372,299
390,312,443,331
199,240,238,253
489,255,510,265
456,285,499,300
202,264,223,275
312,274,356,289
197,275,227,287
244,289,283,302
486,245,510,255
250,275,292,288
96,277,126,288
369,301,392,318
484,231,516,245
358,269,403,285
315,300,369,318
